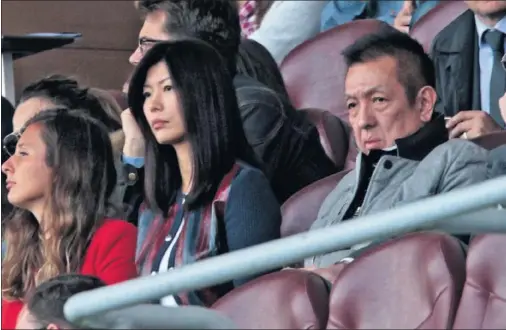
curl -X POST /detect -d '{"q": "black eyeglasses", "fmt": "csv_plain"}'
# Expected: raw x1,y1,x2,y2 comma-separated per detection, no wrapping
2,131,21,157
138,37,166,55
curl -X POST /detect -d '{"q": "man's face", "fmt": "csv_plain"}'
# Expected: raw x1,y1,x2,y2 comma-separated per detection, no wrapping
465,1,506,18
129,10,170,66
345,56,433,154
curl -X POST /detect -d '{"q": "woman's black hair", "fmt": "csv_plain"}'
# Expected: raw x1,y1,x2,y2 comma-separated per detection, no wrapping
128,39,259,213
19,75,121,132
236,39,290,99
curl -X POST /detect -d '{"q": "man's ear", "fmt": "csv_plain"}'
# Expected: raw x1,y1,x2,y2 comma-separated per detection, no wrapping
416,86,437,122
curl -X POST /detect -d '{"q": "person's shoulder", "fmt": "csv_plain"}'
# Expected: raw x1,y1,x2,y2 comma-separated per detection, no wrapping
425,139,489,166
432,9,474,49
232,162,267,183
92,218,137,244
233,75,284,105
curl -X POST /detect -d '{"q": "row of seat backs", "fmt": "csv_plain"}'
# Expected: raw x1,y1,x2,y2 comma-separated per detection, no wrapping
211,233,506,329
281,2,468,121
281,131,506,239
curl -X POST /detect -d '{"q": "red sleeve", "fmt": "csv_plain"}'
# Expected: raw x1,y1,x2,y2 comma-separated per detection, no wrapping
83,219,139,285
2,299,24,330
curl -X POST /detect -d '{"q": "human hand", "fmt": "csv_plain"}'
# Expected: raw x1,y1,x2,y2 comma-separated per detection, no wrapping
393,0,415,34
121,108,145,157
446,110,503,139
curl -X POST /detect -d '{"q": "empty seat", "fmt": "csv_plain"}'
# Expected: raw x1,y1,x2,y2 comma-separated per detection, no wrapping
453,234,506,329
281,170,351,238
471,131,506,151
327,232,466,329
299,108,352,169
281,19,391,122
410,1,468,52
212,269,329,329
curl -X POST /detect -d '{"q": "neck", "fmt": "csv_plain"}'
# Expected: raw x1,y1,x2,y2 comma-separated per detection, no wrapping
173,142,193,194
476,12,506,28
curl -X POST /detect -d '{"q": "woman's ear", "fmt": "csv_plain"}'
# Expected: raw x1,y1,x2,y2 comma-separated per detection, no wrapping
416,86,437,122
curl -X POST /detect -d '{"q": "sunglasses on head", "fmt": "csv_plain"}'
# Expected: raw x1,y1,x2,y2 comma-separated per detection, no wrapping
2,131,21,157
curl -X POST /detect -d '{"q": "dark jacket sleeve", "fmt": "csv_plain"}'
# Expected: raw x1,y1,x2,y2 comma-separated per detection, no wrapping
224,166,282,287
116,158,144,226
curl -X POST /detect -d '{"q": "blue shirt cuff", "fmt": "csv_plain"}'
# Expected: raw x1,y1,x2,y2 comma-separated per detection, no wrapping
122,155,145,168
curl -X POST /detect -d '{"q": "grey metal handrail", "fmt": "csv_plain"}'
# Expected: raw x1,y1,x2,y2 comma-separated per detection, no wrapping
78,304,237,329
65,176,506,324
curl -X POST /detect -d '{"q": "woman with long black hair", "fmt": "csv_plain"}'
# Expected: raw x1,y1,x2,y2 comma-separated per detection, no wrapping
1,109,138,329
128,39,281,307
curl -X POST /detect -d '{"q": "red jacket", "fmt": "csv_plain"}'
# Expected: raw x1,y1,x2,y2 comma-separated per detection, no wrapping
1,219,138,329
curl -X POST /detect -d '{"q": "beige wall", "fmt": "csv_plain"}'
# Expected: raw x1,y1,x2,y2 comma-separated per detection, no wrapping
2,0,142,101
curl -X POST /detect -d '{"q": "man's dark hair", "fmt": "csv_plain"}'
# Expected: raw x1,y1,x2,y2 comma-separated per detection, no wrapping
342,27,435,105
137,0,241,75
27,274,106,328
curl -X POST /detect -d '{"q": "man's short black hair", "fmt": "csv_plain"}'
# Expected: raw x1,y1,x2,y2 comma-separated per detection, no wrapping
137,0,241,76
27,274,106,328
342,27,435,105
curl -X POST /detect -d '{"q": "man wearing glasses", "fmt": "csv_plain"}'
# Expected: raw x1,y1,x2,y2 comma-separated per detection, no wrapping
120,0,338,205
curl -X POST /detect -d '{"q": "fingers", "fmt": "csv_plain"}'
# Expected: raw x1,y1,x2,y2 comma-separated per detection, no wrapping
449,118,473,139
445,111,477,130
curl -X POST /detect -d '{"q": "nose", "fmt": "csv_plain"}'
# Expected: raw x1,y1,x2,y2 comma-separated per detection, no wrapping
129,47,143,66
1,156,14,176
355,103,376,131
144,90,163,114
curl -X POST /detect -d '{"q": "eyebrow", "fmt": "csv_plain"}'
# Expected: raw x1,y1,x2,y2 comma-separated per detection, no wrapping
144,77,172,88
345,86,386,99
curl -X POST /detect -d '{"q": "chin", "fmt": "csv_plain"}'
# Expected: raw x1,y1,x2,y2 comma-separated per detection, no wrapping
155,133,186,145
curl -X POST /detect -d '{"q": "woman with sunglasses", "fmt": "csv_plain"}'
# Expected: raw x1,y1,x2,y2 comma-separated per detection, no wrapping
128,39,281,307
1,109,138,329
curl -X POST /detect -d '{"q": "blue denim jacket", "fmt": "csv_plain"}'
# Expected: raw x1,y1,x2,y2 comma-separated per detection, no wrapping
320,0,440,32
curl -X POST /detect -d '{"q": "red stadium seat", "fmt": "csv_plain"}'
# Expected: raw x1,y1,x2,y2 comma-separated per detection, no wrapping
453,234,506,329
299,108,352,169
211,269,330,329
410,1,468,52
281,19,391,122
281,170,351,238
327,232,466,329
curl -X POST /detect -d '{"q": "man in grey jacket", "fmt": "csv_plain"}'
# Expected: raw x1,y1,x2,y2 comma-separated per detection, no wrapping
305,28,506,268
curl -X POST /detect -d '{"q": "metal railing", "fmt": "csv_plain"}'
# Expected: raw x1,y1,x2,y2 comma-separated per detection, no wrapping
65,175,506,325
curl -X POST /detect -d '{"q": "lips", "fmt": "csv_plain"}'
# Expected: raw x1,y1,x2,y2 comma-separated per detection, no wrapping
151,119,169,130
5,180,15,190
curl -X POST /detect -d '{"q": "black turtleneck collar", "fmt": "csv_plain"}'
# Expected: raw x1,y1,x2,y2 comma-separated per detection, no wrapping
364,113,448,164
395,113,448,161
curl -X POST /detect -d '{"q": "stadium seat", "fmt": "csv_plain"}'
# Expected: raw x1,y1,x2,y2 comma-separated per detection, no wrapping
211,269,330,329
410,1,468,52
327,232,466,329
281,19,391,122
299,108,352,169
471,131,506,150
281,169,351,238
453,234,506,329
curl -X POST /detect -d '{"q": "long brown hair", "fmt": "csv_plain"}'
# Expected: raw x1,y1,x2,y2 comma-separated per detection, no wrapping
2,109,117,301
